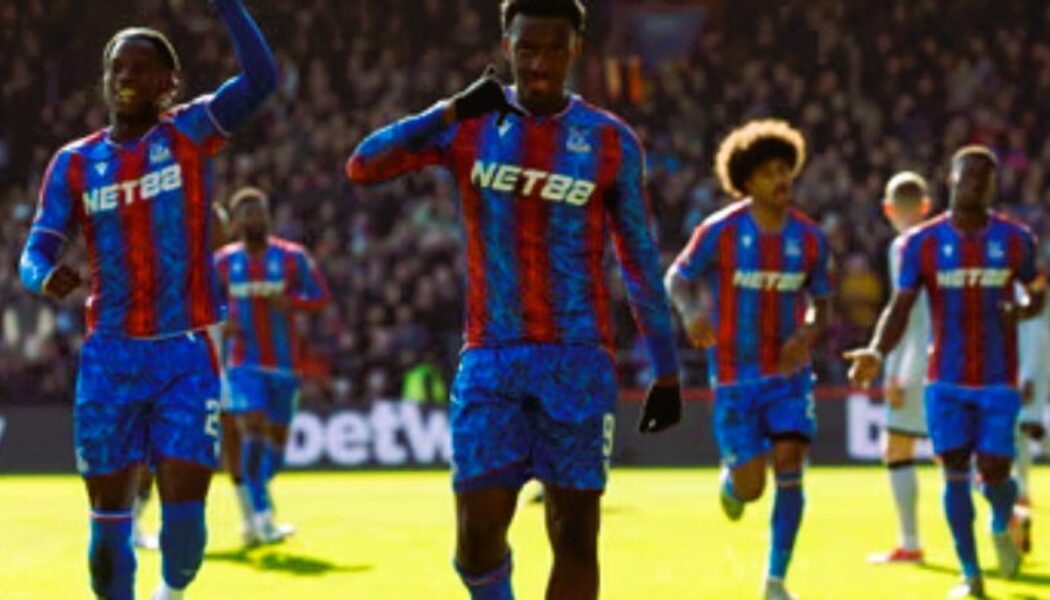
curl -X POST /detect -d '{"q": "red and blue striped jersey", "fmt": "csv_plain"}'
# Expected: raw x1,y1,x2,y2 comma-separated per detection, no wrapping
898,212,1040,387
347,91,678,377
29,97,227,338
669,200,833,385
214,237,330,373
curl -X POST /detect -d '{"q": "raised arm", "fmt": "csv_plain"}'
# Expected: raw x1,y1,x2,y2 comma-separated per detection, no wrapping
345,103,455,184
206,0,279,134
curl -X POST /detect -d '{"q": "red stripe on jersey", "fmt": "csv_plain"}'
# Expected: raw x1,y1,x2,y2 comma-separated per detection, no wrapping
959,237,983,386
586,125,621,349
283,248,302,369
758,233,782,374
451,120,487,344
68,154,100,333
920,235,942,381
516,120,559,342
172,128,215,328
117,146,157,336
247,255,277,367
716,225,738,382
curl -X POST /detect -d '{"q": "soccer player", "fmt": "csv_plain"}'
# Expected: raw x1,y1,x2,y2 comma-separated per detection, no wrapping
346,1,683,597
665,120,833,600
846,146,1046,599
214,186,330,545
868,172,933,564
1012,276,1049,553
17,1,277,598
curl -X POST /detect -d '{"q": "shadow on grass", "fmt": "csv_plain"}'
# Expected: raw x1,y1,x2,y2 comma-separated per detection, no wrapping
916,561,1050,597
205,546,372,576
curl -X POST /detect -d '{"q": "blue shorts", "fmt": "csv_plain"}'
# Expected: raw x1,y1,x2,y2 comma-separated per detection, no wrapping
450,344,617,493
924,383,1021,458
713,371,816,469
226,367,300,425
74,331,222,477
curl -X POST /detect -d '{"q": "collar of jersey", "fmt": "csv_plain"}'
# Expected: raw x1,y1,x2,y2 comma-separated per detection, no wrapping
505,85,579,120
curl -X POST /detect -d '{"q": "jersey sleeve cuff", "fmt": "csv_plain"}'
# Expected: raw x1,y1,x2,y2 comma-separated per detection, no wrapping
644,332,680,379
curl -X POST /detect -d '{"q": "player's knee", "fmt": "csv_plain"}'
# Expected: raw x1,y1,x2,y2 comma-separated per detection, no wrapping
547,509,599,561
976,454,1011,484
456,512,508,565
939,448,971,472
883,435,916,464
239,413,267,437
733,475,765,501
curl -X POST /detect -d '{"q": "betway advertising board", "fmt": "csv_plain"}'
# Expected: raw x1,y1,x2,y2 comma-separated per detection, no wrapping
1,394,1047,472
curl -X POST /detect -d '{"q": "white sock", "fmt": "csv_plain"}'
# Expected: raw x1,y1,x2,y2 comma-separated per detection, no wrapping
236,484,254,530
888,462,919,550
1014,431,1031,501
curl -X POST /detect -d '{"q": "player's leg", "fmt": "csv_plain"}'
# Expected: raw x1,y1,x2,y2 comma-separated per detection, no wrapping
260,374,299,538
975,386,1024,579
871,384,927,563
713,383,768,520
544,487,601,600
133,466,159,550
220,410,253,536
76,334,152,600
239,408,280,541
149,332,223,599
926,384,983,594
450,348,530,599
1012,389,1045,553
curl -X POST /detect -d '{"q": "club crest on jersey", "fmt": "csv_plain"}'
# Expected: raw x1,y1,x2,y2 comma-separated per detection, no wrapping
470,160,596,206
94,162,108,176
786,239,802,257
566,128,592,153
942,243,954,257
988,241,1005,260
149,142,171,165
81,164,183,215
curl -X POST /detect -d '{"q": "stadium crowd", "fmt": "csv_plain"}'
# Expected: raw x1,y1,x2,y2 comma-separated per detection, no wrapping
2,0,1049,405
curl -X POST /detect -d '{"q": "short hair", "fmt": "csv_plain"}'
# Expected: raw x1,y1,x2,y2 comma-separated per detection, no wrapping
501,0,586,34
951,144,998,169
103,27,180,72
714,119,806,198
229,187,269,214
883,171,928,206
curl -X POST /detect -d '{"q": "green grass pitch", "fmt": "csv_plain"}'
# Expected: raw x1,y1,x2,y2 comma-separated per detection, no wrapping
2,467,1048,599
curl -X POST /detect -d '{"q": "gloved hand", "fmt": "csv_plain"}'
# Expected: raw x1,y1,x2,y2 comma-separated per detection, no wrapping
638,381,682,434
449,65,525,124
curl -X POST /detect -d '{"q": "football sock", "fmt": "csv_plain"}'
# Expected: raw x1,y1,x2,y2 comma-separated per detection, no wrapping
1014,434,1031,500
982,478,1018,534
88,510,136,600
159,501,207,590
888,460,920,549
454,552,514,600
769,471,804,579
242,435,271,513
944,469,979,578
265,440,284,483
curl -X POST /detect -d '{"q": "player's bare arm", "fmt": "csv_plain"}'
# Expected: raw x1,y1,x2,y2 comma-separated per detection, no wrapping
845,289,919,387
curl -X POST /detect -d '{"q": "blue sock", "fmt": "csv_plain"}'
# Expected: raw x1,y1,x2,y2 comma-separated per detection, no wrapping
160,501,207,590
265,440,284,483
944,470,979,578
242,436,271,513
88,510,136,600
769,471,804,579
454,552,514,600
982,478,1018,534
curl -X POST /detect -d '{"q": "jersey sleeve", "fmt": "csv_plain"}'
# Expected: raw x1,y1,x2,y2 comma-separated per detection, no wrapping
805,228,834,297
1015,227,1041,285
19,149,78,294
606,127,679,378
668,221,717,282
345,102,457,184
171,97,229,157
287,248,330,313
204,0,278,136
897,231,924,291
213,249,231,308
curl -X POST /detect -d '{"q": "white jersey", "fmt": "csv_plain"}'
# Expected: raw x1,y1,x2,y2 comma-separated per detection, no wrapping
1017,283,1050,389
885,234,930,386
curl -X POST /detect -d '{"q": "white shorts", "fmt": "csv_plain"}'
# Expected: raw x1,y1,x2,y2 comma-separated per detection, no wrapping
886,384,927,437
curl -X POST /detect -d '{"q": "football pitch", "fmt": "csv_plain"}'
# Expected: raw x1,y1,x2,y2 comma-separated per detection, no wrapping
2,467,1048,599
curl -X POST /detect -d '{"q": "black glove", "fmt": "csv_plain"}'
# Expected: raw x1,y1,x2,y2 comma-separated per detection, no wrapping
637,382,682,434
451,65,525,124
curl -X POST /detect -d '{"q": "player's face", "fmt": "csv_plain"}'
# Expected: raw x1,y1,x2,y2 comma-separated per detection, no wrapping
103,38,174,120
234,199,270,242
885,200,926,232
745,158,794,210
950,155,996,211
503,15,581,112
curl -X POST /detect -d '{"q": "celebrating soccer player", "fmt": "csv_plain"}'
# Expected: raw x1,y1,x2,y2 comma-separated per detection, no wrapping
868,172,933,565
17,1,277,598
346,1,682,597
846,146,1046,598
665,120,833,600
214,187,330,545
